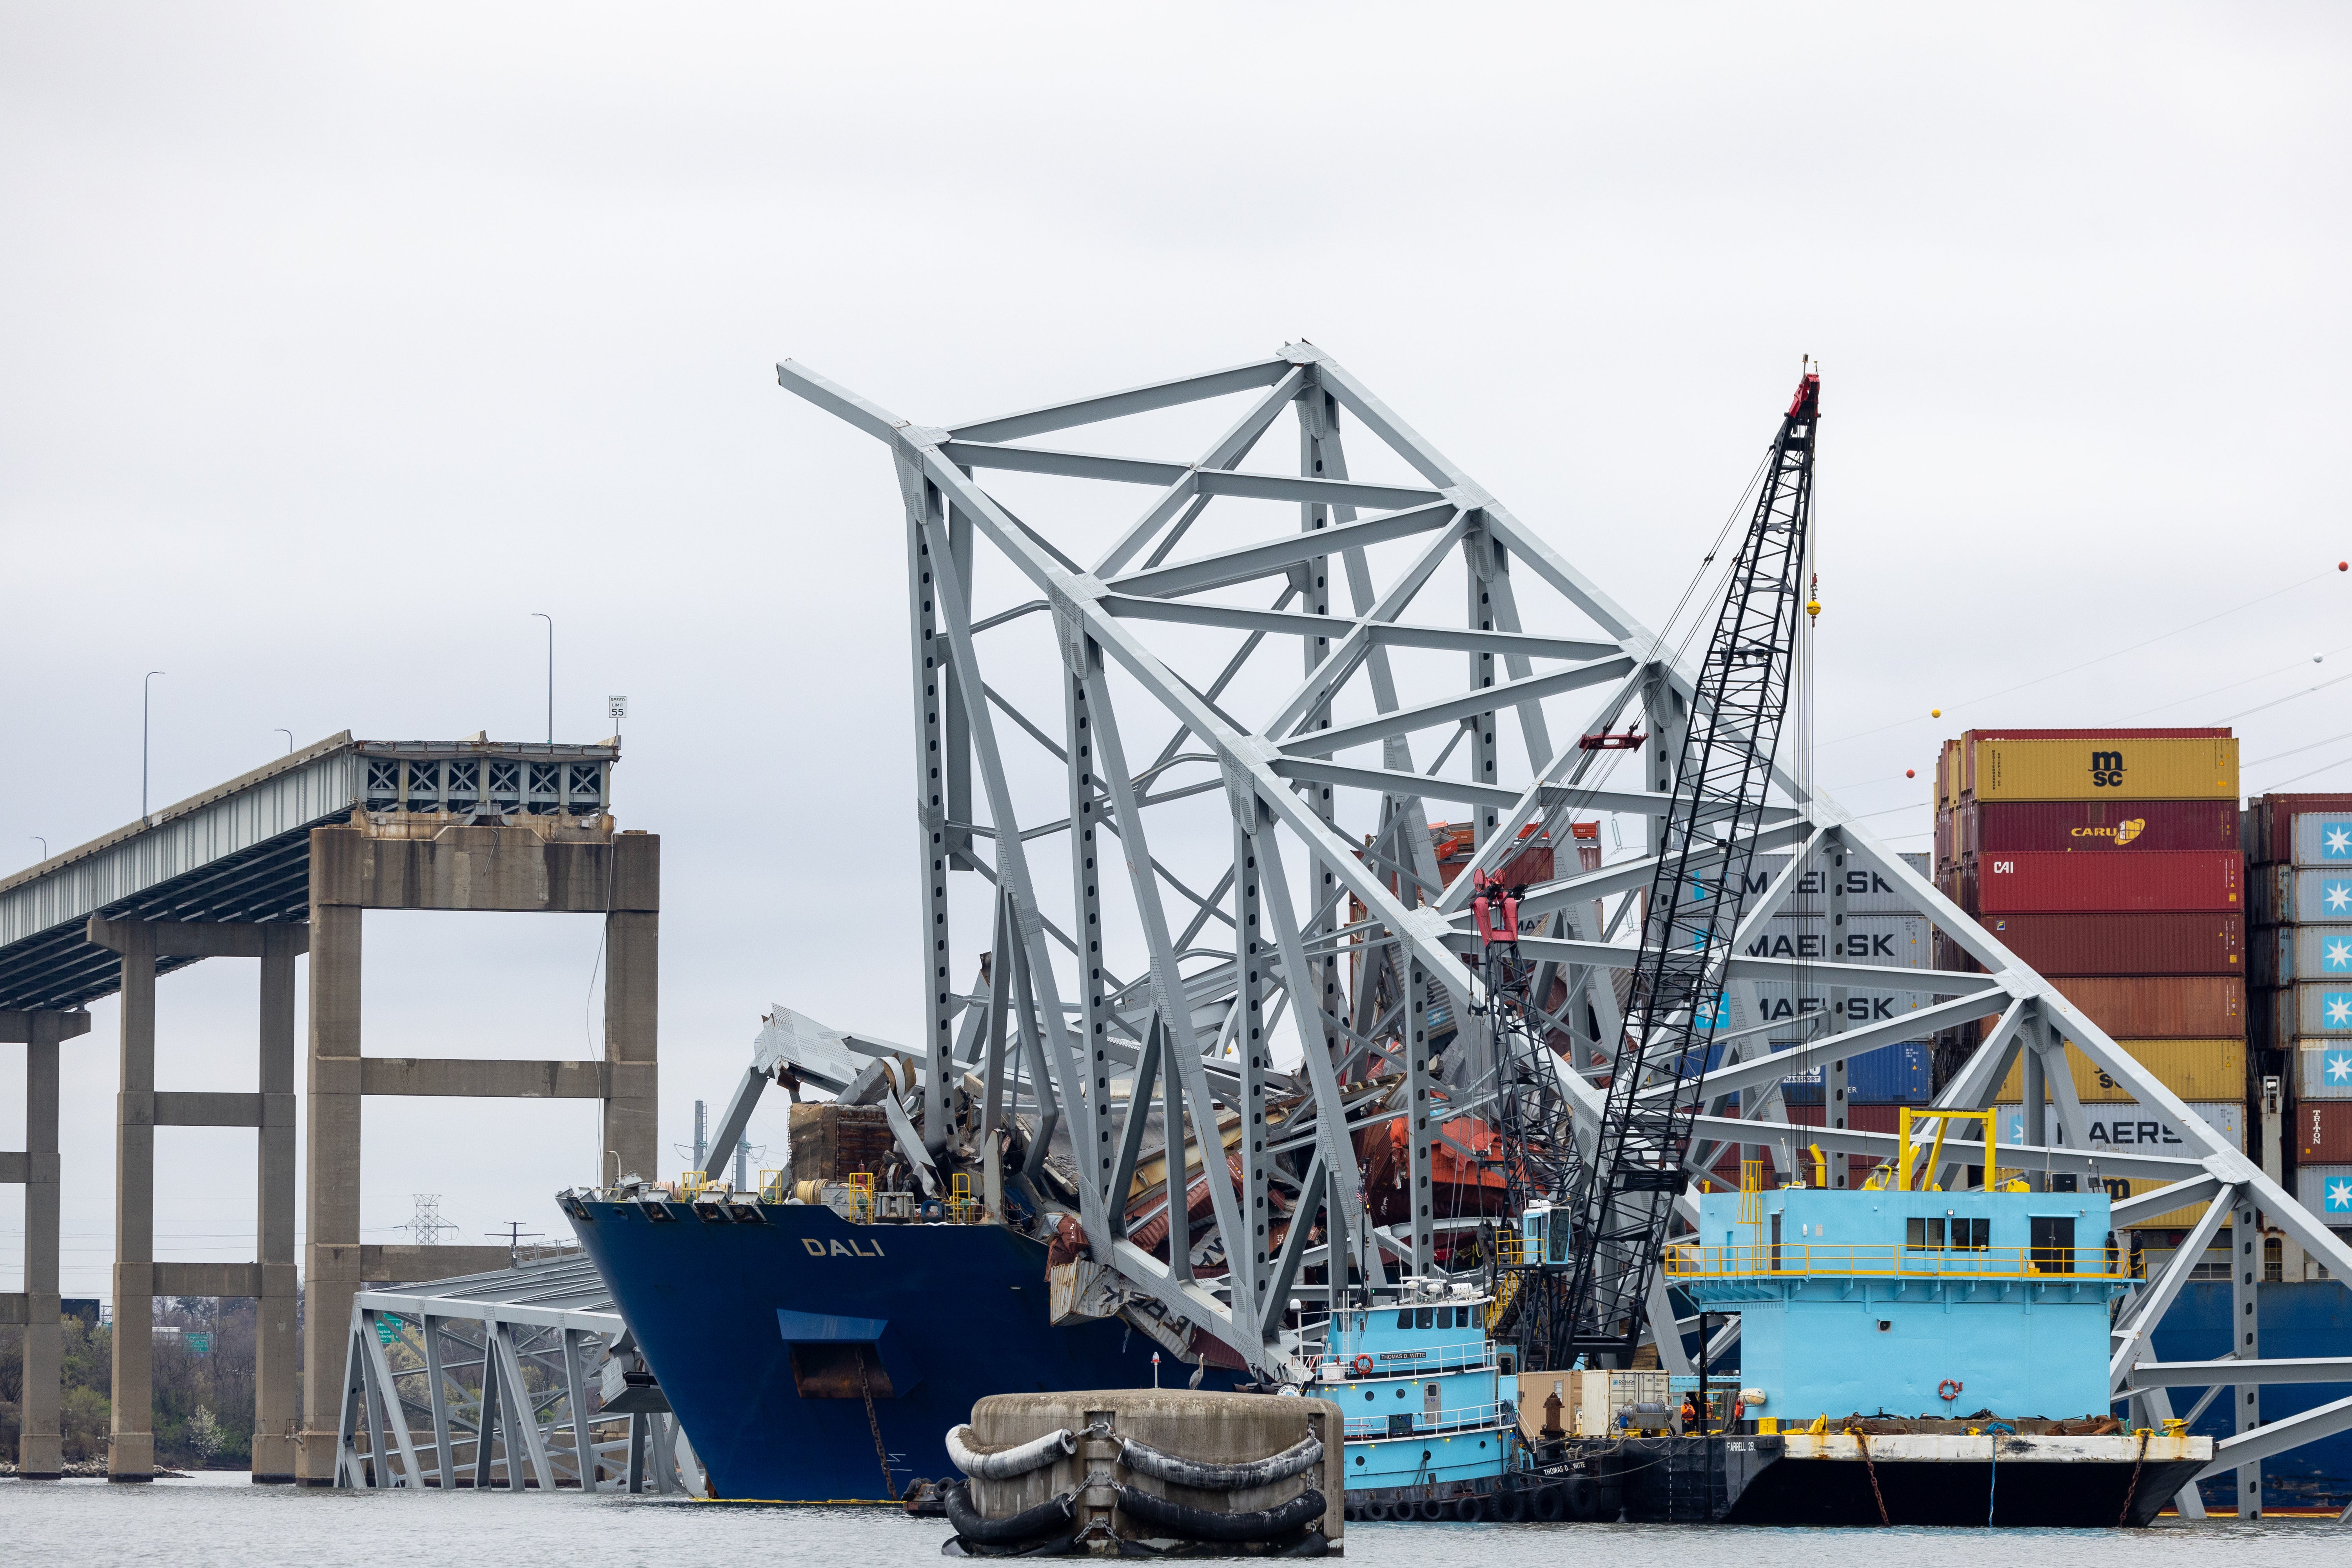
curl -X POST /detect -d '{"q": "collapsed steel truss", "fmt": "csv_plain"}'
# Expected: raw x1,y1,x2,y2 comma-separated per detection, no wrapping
777,345,2352,1489
336,1254,701,1494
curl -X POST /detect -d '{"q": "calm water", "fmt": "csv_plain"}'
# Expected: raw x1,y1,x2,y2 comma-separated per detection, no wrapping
4,1472,2344,1564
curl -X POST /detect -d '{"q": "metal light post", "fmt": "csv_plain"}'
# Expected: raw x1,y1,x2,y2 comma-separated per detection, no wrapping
275,728,294,754
532,613,554,742
142,670,166,822
29,837,47,863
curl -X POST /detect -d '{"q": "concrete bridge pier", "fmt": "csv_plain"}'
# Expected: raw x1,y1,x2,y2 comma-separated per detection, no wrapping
294,819,659,1485
1,1008,88,1479
87,917,308,1481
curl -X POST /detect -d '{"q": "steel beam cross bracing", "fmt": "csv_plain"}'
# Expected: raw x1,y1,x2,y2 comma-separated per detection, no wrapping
774,346,2352,1405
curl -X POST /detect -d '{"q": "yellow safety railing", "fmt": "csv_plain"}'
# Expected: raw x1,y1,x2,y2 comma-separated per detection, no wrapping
757,1169,785,1204
846,1171,876,1223
678,1170,711,1197
1662,1242,2137,1281
1485,1269,1522,1331
1492,1232,1527,1266
950,1172,978,1224
1738,1159,1765,1225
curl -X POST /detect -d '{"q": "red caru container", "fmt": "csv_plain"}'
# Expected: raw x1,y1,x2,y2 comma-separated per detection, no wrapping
1956,800,2237,856
1967,851,2241,913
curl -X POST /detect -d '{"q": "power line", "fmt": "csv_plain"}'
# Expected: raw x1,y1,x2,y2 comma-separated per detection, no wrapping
2245,730,2352,770
1818,569,2337,749
2115,645,2352,721
2212,670,2352,726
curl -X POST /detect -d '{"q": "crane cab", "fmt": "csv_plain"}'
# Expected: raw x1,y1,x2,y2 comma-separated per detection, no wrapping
1517,1202,1572,1267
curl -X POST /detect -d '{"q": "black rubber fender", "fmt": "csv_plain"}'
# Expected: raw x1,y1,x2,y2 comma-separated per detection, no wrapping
1364,1498,1393,1521
1118,1433,1323,1492
1495,1488,1528,1522
1563,1474,1599,1520
941,1481,1079,1545
1452,1493,1481,1522
1412,1497,1446,1522
1531,1485,1566,1521
942,1528,1084,1559
1112,1483,1327,1543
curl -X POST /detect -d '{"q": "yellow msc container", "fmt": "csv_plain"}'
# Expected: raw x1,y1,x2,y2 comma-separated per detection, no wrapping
1962,736,2237,801
1994,1038,2245,1103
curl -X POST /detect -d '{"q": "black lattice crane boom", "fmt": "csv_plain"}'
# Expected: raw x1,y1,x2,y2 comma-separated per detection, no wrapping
1540,369,1820,1368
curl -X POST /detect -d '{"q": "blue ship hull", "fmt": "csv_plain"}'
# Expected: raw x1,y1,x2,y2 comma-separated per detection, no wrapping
2148,1281,2352,1512
573,1195,2349,1510
568,1199,1235,1502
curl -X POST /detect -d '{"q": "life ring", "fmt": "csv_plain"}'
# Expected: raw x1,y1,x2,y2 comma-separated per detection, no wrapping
1349,1354,1376,1379
1938,1377,1964,1403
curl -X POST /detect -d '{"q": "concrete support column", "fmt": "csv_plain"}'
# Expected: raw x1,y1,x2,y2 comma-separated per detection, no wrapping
111,924,158,1481
299,903,363,1485
254,928,300,1483
19,1015,64,1478
601,837,659,1185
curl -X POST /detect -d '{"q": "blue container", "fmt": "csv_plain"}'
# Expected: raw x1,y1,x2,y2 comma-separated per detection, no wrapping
1846,1040,1934,1103
1765,1040,1932,1104
1769,1044,1929,1105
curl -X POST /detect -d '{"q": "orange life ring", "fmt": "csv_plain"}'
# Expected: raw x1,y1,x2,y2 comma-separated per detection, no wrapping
1349,1354,1376,1379
1938,1378,1964,1402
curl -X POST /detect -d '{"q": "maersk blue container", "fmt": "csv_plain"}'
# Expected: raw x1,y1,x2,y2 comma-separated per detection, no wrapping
1769,1040,1932,1105
1847,1041,1933,1103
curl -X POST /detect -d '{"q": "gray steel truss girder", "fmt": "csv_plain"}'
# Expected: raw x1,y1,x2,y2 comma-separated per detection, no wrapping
774,343,2352,1386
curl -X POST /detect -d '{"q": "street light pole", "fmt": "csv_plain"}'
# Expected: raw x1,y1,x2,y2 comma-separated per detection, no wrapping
143,671,166,822
532,613,554,743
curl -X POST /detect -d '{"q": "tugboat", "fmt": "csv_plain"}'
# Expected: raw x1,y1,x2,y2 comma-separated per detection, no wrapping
1312,1277,1519,1521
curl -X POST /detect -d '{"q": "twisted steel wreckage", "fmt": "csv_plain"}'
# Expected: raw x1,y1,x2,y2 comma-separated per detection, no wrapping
743,344,2349,1485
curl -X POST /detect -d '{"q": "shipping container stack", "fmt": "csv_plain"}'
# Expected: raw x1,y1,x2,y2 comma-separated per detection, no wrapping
2245,792,2352,1254
1933,728,2246,1264
1705,848,1940,1189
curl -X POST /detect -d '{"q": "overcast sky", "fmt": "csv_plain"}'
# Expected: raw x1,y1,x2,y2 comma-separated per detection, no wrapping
4,4,2347,1296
